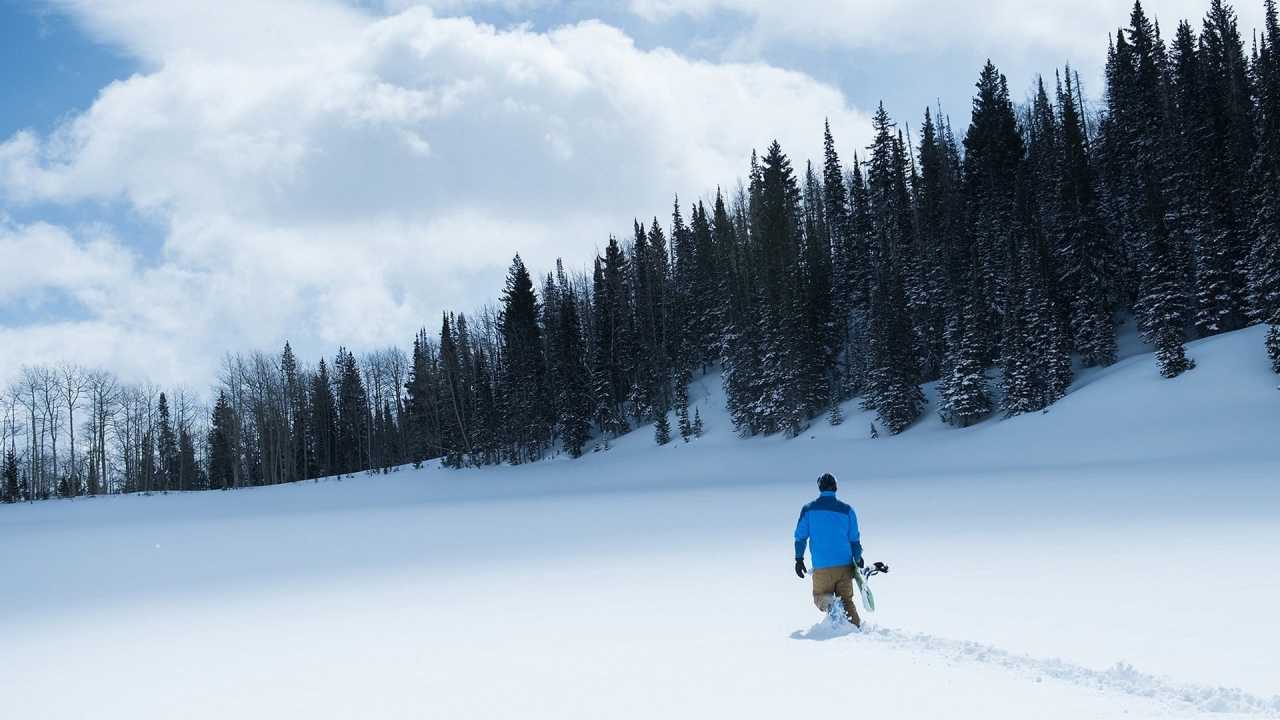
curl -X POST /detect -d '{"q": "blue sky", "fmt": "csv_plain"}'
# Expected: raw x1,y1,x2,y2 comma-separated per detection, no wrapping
0,0,1267,389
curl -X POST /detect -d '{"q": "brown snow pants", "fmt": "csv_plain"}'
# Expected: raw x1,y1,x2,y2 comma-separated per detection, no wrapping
811,565,861,627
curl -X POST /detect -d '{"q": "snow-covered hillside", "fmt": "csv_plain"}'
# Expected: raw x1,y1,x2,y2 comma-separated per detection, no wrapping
2,325,1278,719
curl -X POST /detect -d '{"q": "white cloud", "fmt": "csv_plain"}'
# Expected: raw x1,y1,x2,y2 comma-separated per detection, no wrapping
1,1,872,389
628,0,1268,64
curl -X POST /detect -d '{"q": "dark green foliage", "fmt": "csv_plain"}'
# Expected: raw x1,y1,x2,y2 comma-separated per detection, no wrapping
207,391,236,490
654,408,672,446
498,255,552,463
555,287,593,458
3,447,19,503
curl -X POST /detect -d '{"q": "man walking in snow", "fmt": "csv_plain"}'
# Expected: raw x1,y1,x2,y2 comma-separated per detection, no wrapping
794,473,863,627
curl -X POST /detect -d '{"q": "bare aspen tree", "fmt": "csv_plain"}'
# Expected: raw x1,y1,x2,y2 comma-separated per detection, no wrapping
59,364,88,495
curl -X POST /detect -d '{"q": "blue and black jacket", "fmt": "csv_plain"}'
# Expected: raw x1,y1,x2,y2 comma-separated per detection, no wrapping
794,491,862,569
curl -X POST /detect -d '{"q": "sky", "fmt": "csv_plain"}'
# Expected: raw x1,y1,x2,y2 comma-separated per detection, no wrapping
0,0,1269,391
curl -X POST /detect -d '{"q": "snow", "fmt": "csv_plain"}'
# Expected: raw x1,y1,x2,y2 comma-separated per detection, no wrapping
2,325,1279,719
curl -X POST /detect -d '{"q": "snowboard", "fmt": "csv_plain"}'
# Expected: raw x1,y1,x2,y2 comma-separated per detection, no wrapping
853,561,889,613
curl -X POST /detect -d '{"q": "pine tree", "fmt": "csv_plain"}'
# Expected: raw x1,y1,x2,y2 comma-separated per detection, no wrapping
823,119,857,388
654,407,672,446
177,426,199,491
675,363,693,442
591,241,632,436
281,342,307,483
334,348,369,474
1056,66,1118,367
498,254,552,463
1267,315,1280,372
938,255,993,427
1191,0,1256,334
827,387,844,427
1141,221,1195,378
963,62,1025,349
863,105,924,434
3,447,18,503
156,392,178,492
555,287,593,459
1248,0,1280,359
309,357,338,478
403,331,438,466
207,391,236,490
692,407,704,437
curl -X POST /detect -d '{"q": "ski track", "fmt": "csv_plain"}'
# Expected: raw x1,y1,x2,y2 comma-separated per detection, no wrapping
792,620,1280,717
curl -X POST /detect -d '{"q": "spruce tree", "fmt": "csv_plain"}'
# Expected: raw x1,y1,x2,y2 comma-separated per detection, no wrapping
590,246,631,437
309,357,338,478
863,105,924,434
334,348,369,474
1249,0,1280,363
555,288,593,458
156,392,178,492
963,62,1025,349
675,363,693,442
177,427,199,491
654,407,672,446
1191,0,1256,334
1141,222,1195,378
498,254,552,463
3,447,18,503
1056,66,1118,367
207,391,236,490
1267,316,1280,372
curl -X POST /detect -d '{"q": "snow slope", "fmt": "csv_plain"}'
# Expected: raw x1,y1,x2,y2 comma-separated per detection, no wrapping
2,325,1278,719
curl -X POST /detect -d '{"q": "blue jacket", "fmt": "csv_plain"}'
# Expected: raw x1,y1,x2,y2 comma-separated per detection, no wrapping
794,491,863,569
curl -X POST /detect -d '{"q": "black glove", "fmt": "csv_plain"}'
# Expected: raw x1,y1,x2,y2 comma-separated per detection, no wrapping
794,558,807,579
855,556,865,569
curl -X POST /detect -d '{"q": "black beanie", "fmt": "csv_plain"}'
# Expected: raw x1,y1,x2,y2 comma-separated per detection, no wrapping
817,473,837,492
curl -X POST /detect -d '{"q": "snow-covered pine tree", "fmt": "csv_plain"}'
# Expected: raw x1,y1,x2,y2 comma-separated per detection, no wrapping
1140,223,1195,378
1267,314,1280,373
827,384,844,426
692,407,704,437
1249,0,1280,371
914,107,959,383
675,361,693,442
862,104,924,434
749,141,811,435
1190,0,1256,335
654,407,672,446
1055,66,1118,367
843,156,874,398
963,62,1025,351
938,258,993,427
591,242,632,437
823,119,856,394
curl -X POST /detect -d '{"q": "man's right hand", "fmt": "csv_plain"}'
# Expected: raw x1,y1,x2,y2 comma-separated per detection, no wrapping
794,558,807,579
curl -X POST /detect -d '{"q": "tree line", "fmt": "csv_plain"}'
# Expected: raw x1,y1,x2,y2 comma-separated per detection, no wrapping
4,0,1279,502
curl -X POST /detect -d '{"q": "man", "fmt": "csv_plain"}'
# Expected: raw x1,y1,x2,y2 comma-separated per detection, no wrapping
793,472,863,627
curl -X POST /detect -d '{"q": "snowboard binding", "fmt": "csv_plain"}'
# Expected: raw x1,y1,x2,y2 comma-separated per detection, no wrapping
862,561,889,578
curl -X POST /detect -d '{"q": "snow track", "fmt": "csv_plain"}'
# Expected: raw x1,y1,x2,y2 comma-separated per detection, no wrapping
794,620,1280,717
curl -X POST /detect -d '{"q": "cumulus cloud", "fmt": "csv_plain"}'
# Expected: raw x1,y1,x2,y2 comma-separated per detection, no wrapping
627,0,1268,62
1,1,873,388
